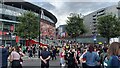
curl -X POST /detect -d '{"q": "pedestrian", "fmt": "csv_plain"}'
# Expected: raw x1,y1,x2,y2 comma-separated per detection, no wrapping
79,48,87,68
83,44,100,68
60,48,65,67
52,47,57,60
56,47,60,56
38,46,41,58
40,46,51,68
9,46,22,68
32,46,36,57
28,47,33,59
22,45,26,54
19,48,25,65
104,42,120,68
0,45,9,68
76,49,81,64
100,46,108,68
67,48,78,68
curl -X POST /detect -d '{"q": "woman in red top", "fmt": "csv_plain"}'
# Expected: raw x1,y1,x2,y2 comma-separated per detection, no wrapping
60,47,65,67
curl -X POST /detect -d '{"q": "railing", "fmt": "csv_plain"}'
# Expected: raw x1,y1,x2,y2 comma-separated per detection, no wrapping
36,38,62,46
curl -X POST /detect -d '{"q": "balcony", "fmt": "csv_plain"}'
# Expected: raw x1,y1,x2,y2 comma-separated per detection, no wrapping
117,6,120,9
93,18,96,20
93,14,96,17
97,12,105,17
97,9,105,13
93,21,96,23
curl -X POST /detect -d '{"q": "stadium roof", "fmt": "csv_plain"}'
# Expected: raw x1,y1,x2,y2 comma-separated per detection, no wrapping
3,0,57,23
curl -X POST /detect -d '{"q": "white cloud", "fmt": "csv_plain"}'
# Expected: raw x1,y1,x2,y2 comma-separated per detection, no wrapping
25,0,120,2
49,2,64,9
50,2,117,27
26,0,118,28
4,0,120,3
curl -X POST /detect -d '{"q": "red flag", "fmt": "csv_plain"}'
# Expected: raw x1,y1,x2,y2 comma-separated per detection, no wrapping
16,36,19,43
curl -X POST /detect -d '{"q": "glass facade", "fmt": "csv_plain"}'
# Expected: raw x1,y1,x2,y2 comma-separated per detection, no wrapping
0,4,22,17
43,15,55,23
0,3,55,24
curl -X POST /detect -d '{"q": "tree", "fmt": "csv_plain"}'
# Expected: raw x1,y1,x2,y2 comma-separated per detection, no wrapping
16,11,39,39
97,14,120,44
66,13,86,38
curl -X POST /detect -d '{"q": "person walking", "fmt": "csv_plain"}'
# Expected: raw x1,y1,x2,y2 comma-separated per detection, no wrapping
22,45,26,54
67,48,78,68
0,45,9,68
104,42,120,68
79,48,87,68
9,46,22,68
32,46,36,57
52,47,57,60
40,46,51,68
28,47,33,59
83,44,100,68
19,48,25,65
60,47,65,67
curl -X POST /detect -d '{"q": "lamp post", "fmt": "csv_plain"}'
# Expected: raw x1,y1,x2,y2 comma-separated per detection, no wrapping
38,10,41,47
38,9,41,58
1,0,4,46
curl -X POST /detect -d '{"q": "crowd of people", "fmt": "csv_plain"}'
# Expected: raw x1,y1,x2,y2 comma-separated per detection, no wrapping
0,41,120,68
0,45,24,68
59,42,120,68
0,43,60,68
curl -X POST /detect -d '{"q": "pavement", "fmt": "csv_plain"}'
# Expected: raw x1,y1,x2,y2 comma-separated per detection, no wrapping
22,56,61,68
8,55,82,68
8,51,82,68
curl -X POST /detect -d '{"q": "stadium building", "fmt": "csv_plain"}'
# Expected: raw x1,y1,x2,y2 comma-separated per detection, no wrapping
0,0,57,46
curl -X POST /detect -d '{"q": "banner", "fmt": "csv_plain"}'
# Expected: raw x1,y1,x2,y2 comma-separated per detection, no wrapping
16,36,19,43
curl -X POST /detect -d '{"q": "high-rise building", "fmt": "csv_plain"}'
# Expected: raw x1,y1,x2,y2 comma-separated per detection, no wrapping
83,2,120,43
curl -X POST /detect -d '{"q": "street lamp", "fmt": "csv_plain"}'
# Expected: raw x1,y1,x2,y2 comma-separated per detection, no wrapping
38,10,41,47
37,9,41,58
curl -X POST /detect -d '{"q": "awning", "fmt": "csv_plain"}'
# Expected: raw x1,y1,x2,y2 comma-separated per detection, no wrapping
26,39,48,46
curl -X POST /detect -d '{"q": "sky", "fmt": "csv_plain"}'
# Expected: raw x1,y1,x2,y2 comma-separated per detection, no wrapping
24,0,120,27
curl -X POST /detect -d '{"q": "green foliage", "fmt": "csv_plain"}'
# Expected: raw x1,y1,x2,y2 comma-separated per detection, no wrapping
16,11,39,39
97,14,120,43
66,13,86,38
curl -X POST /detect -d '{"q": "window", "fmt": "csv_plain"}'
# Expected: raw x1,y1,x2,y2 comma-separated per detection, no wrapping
3,23,12,32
